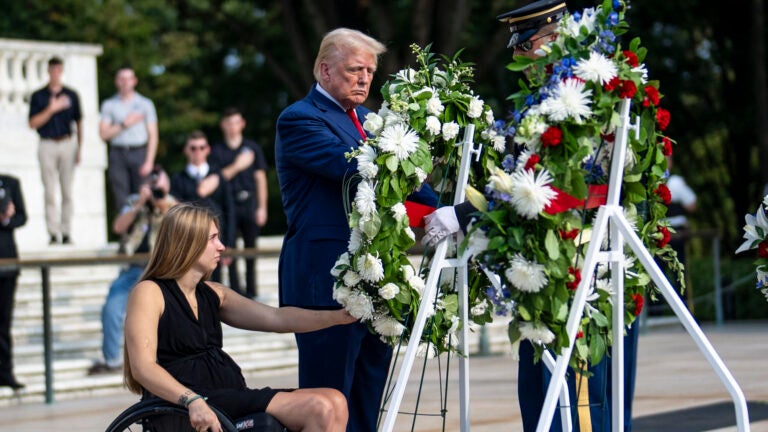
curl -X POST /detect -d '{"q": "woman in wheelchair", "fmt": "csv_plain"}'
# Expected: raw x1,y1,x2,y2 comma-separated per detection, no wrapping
123,203,354,432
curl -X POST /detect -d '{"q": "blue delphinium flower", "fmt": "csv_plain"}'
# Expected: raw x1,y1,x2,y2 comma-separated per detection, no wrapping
607,11,619,26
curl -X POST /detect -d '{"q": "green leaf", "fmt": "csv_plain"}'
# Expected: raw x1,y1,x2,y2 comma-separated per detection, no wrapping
591,310,609,327
386,155,399,172
545,229,560,260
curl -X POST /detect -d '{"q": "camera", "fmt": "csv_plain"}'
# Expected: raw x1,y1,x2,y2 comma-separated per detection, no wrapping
149,168,167,200
0,185,10,216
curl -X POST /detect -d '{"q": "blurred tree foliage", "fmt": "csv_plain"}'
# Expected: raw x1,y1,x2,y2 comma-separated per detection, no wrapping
2,0,766,254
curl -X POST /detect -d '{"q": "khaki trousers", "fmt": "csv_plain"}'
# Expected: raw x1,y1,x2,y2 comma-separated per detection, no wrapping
38,136,77,236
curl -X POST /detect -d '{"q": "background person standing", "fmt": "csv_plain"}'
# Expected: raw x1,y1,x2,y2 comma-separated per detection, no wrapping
208,107,268,298
0,173,27,389
99,65,159,212
28,56,82,245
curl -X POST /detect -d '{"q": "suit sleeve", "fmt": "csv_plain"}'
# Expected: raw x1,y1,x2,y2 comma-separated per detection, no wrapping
277,110,357,182
1,177,27,230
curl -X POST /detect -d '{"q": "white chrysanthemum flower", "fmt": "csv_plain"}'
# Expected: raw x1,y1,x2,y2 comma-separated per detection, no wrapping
509,168,557,219
443,334,458,350
504,253,548,293
363,112,384,135
356,144,379,179
343,270,362,287
594,277,615,296
414,167,428,183
425,115,441,135
331,252,350,277
485,109,494,125
333,285,351,304
354,180,377,217
467,97,484,118
448,315,461,334
471,299,488,316
574,51,618,85
373,315,406,337
378,282,400,300
409,275,426,295
426,96,444,116
539,78,593,123
348,228,363,253
442,121,460,140
391,202,407,220
378,123,420,160
416,342,438,359
346,291,374,320
519,321,556,344
356,253,385,282
379,107,405,128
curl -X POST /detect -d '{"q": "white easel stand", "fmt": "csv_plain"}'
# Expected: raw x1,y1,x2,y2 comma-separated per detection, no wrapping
535,99,750,432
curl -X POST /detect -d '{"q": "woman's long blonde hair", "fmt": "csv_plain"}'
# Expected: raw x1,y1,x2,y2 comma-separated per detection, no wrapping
124,203,220,394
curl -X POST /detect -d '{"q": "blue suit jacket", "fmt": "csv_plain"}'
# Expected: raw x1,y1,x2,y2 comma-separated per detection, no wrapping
275,85,367,308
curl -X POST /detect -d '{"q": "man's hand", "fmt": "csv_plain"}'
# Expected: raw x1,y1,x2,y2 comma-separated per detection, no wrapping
421,206,460,247
255,207,267,227
122,111,145,129
49,94,71,113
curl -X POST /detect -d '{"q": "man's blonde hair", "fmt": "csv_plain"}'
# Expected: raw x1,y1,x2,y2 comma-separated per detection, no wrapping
313,28,386,82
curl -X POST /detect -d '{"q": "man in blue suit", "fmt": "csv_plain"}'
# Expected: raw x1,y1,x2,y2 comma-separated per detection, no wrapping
275,28,390,432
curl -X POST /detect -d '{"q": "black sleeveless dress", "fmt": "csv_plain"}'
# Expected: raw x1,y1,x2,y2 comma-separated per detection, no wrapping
151,278,287,417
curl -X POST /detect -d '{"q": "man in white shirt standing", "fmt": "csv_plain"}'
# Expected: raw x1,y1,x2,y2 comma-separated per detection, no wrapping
99,65,159,212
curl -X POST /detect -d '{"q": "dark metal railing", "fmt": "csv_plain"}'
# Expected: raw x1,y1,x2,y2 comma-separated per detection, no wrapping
0,246,281,404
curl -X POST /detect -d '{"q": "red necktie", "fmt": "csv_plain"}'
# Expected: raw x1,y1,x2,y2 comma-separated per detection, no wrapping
346,109,367,141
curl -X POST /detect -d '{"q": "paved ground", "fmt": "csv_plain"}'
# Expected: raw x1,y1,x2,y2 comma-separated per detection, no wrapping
1,321,766,431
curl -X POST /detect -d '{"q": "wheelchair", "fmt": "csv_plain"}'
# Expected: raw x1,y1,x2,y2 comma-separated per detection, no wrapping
105,398,287,432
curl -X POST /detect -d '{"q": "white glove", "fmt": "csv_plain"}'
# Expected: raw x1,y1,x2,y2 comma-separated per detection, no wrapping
421,206,460,247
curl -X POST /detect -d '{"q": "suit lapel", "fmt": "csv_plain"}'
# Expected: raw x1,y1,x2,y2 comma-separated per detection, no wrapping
308,86,367,145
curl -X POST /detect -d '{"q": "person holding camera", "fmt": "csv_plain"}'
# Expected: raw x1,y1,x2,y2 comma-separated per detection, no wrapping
0,174,27,389
89,167,177,375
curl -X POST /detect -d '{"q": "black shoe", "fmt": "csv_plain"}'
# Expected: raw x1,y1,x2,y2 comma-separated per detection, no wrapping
62,234,71,245
49,234,59,245
0,376,25,390
87,362,122,376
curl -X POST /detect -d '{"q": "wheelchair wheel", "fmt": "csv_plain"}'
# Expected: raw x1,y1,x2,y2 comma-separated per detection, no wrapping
105,400,237,432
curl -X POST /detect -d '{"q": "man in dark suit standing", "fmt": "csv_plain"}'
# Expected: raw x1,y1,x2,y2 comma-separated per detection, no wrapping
275,28,388,432
0,174,27,389
171,130,236,283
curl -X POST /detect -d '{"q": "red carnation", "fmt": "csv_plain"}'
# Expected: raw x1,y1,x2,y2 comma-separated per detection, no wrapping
566,267,581,290
541,126,563,147
524,154,540,171
601,132,615,143
631,293,644,316
576,330,584,339
643,85,660,107
759,241,768,258
618,80,637,99
655,183,672,205
623,50,639,67
656,108,671,131
656,226,671,248
559,228,580,240
661,137,673,156
604,76,620,92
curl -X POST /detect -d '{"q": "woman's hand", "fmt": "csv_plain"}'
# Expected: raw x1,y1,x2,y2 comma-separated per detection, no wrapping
188,398,223,432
